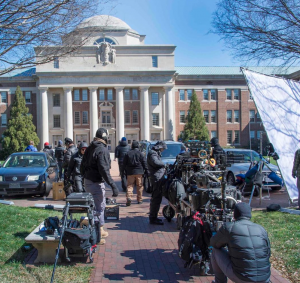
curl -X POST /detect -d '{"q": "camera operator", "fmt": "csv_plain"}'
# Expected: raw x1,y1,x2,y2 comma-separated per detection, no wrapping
67,142,88,192
147,141,167,225
210,202,271,283
62,138,78,185
80,128,119,245
292,145,300,210
210,137,224,164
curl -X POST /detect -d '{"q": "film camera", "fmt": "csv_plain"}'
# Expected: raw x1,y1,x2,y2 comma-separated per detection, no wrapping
184,140,211,159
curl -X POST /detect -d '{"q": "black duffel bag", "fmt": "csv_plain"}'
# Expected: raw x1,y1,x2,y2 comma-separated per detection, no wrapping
62,228,93,251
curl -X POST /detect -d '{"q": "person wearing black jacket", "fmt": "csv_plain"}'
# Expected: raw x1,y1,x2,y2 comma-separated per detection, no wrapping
147,141,167,225
210,137,224,164
80,128,119,245
55,140,64,181
210,202,271,283
115,137,130,192
43,142,55,158
62,138,78,185
67,142,88,192
123,141,149,206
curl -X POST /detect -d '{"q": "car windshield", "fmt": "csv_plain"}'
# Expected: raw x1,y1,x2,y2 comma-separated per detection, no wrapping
3,154,46,168
151,144,183,159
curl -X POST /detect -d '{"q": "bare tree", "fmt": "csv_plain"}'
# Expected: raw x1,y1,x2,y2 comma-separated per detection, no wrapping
212,0,300,66
0,0,115,76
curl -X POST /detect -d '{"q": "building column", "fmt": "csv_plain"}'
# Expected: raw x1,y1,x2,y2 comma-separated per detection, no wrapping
115,87,124,143
63,87,73,140
140,86,150,141
89,87,98,141
164,86,174,140
39,87,49,147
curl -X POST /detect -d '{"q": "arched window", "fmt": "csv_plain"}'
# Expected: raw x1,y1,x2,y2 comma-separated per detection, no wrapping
94,38,116,45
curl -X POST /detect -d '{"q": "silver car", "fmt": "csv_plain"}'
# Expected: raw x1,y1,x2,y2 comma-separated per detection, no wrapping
224,149,281,190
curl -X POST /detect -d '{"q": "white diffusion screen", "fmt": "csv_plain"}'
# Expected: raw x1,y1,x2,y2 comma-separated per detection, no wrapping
242,69,300,201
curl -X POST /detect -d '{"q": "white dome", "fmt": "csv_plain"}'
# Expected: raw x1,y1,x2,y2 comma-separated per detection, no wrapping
78,15,132,31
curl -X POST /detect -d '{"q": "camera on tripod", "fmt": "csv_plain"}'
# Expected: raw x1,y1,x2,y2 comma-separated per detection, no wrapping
184,140,211,159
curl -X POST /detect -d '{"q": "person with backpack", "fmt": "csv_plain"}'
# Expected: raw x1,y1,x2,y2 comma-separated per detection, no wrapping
55,140,65,181
210,202,271,283
147,140,167,225
123,140,149,206
67,142,88,192
24,140,37,152
80,128,119,245
43,142,55,158
62,137,78,185
210,137,224,164
115,137,130,192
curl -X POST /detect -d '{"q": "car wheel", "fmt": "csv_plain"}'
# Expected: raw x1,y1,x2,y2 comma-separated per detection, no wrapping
227,172,235,185
271,186,282,191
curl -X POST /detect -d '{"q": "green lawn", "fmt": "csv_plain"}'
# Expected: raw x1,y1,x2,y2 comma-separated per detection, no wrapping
252,210,300,283
0,205,93,283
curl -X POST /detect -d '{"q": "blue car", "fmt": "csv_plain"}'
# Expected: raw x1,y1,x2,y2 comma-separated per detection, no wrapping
0,152,58,197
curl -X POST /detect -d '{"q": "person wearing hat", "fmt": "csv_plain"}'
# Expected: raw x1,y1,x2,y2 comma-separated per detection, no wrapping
55,140,65,181
123,140,150,206
210,137,224,165
147,140,167,225
115,137,130,192
210,202,271,283
80,128,119,245
62,137,78,185
292,144,300,210
43,142,55,158
67,142,88,193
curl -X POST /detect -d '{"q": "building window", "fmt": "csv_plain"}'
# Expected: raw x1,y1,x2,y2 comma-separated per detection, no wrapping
124,89,130,100
132,89,138,100
250,131,255,139
107,89,113,100
234,89,240,100
211,131,217,139
234,110,239,123
179,90,185,100
74,112,80,124
152,56,158,67
227,110,232,123
257,131,261,139
1,92,7,103
102,111,111,123
234,130,240,144
180,111,185,123
257,112,261,121
211,110,216,123
132,110,138,124
53,115,60,128
125,110,131,124
82,89,88,101
226,89,232,100
203,110,209,123
250,110,255,122
151,92,159,105
53,94,60,107
227,130,232,144
211,89,217,100
1,114,7,126
74,90,80,101
99,89,105,100
151,133,160,140
25,91,31,103
152,113,159,126
187,89,192,100
54,57,59,69
203,89,209,100
82,111,88,124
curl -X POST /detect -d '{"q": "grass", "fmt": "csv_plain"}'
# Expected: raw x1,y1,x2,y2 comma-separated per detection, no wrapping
263,156,278,166
252,210,300,283
0,205,93,283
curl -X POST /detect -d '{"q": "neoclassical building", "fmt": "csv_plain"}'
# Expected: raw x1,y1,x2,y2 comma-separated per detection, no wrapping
0,15,299,151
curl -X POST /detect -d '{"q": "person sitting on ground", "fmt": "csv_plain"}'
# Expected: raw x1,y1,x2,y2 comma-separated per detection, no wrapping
24,141,37,152
210,202,271,283
123,140,150,206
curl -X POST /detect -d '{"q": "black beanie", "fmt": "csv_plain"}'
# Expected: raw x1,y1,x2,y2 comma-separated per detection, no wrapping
132,141,139,149
96,128,108,139
234,202,252,219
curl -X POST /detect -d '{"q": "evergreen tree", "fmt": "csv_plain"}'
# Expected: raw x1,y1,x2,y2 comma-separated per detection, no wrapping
182,91,209,141
1,86,39,158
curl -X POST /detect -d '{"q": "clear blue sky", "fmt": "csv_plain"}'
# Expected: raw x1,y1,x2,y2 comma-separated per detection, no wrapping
102,0,240,67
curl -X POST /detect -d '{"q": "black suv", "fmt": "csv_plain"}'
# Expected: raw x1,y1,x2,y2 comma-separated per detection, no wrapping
139,140,186,165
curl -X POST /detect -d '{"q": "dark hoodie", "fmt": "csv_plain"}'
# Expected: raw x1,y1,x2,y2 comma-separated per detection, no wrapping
210,202,271,282
147,142,166,181
115,140,130,165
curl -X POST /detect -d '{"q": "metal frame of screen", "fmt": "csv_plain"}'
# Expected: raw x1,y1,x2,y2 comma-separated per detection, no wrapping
242,68,300,202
